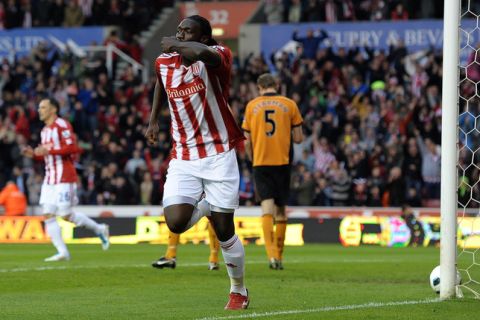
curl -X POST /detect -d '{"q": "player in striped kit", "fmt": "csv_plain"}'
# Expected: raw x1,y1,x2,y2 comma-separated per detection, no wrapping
145,15,249,310
22,98,110,262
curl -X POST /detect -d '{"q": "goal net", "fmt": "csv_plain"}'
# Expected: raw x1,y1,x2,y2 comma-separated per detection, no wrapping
456,0,480,299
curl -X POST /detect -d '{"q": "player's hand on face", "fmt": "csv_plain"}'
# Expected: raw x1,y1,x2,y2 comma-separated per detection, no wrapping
145,122,160,146
21,146,34,158
34,146,49,156
161,36,177,53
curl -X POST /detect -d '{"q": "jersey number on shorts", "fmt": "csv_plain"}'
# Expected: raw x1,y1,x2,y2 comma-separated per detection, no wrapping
59,191,71,202
264,110,276,136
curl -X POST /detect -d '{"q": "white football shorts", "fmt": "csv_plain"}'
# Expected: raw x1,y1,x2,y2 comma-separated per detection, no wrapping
39,183,78,217
163,148,240,211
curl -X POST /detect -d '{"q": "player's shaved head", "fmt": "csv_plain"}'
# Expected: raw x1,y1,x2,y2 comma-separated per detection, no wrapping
257,73,277,89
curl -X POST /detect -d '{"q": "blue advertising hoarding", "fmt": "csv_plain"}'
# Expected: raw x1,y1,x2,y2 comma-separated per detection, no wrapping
0,27,104,58
261,19,477,65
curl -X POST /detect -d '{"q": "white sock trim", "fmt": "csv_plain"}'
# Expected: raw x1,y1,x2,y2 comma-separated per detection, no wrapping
220,234,239,250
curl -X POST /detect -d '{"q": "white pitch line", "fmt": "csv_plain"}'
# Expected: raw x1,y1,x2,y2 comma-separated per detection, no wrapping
194,298,441,320
0,258,402,273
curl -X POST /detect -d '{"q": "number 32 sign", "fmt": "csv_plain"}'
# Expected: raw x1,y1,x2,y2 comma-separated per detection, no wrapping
180,1,259,39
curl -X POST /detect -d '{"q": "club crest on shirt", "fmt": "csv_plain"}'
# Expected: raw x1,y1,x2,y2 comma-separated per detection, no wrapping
62,130,71,138
191,62,201,76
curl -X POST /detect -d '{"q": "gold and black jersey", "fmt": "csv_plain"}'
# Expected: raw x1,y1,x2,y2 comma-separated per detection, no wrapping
242,93,303,166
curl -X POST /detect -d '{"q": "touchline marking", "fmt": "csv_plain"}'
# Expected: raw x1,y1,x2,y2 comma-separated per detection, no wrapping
0,258,400,273
194,298,441,320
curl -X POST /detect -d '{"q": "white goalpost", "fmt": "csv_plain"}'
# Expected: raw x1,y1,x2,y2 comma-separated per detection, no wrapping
443,0,480,300
440,0,461,300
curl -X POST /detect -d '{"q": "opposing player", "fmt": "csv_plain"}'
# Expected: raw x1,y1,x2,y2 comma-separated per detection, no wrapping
152,220,220,270
144,15,248,309
242,73,304,270
22,98,109,261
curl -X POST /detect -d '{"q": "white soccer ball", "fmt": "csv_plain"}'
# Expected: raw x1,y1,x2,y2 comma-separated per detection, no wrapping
429,265,462,293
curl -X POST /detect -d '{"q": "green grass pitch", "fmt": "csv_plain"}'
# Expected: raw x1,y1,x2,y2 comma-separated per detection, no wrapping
0,243,478,319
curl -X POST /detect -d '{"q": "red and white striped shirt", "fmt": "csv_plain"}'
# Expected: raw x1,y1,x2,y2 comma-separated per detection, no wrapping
155,45,244,160
39,117,78,184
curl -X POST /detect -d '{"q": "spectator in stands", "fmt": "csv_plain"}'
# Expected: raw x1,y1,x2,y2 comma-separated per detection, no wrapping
340,0,356,21
64,0,85,27
385,166,406,206
415,129,441,201
367,186,383,207
125,150,146,177
11,165,27,196
105,0,124,26
238,168,255,206
313,176,331,206
21,2,32,28
90,0,108,25
0,181,27,216
298,149,315,172
292,29,329,60
324,0,339,23
78,0,93,24
288,0,302,23
406,186,422,207
292,170,316,206
370,0,387,21
0,2,5,29
313,136,335,174
303,0,322,22
113,175,133,205
352,178,368,206
103,30,128,78
50,0,66,27
140,171,153,205
391,3,409,21
327,161,351,206
77,77,99,134
466,43,480,83
5,0,22,29
26,172,43,205
264,0,284,24
403,137,423,196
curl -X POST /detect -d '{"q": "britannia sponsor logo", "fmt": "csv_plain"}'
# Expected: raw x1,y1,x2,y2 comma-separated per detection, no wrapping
166,81,206,99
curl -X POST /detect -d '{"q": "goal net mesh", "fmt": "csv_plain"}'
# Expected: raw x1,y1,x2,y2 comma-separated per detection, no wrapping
457,0,480,298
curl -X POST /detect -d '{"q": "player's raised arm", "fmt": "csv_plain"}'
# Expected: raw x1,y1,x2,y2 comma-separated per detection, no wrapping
161,37,221,67
161,16,222,68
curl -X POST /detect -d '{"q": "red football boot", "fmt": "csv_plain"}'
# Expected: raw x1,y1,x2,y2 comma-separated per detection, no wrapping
224,290,249,310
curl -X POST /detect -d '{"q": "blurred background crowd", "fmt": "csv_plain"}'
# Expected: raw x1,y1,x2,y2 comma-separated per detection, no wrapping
263,0,449,24
0,0,469,29
0,0,169,34
0,0,479,209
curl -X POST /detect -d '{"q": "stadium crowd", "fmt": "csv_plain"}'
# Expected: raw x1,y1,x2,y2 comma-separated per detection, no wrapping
263,0,451,24
0,0,469,30
0,0,170,35
1,23,479,209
